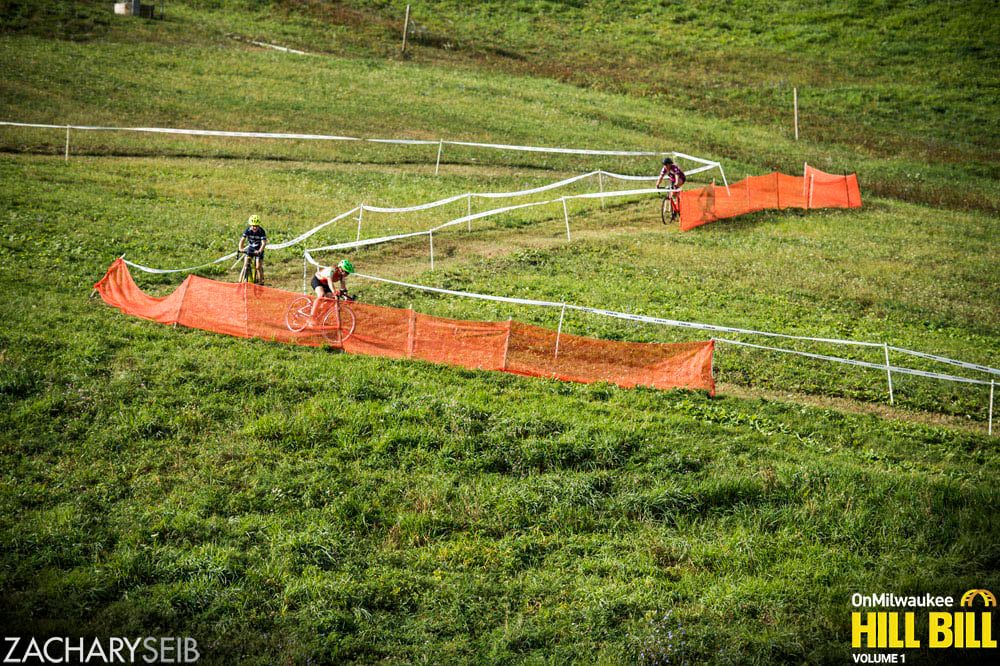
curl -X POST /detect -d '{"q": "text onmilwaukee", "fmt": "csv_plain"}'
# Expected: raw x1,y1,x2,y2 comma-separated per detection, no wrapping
851,593,954,609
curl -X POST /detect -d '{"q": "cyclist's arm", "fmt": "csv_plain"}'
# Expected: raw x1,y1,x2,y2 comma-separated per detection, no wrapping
238,237,247,252
655,165,667,188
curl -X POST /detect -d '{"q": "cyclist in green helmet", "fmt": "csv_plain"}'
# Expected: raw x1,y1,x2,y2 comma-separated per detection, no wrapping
310,259,355,318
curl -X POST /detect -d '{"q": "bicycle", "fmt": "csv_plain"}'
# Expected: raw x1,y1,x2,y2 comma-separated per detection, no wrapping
284,291,357,345
237,249,263,285
659,188,681,225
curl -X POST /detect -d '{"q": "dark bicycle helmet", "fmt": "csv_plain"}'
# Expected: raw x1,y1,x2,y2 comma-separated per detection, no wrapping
662,157,674,166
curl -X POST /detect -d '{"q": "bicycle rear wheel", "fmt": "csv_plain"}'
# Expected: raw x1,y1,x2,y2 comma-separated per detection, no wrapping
321,302,357,345
285,296,312,332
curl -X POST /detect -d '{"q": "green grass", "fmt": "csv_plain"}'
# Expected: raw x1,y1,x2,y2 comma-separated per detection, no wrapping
1,2,999,664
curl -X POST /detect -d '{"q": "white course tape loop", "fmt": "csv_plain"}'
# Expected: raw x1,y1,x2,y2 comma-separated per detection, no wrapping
124,253,238,274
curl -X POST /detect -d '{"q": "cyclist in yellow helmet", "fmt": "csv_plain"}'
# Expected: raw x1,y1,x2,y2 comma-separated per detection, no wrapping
238,214,268,283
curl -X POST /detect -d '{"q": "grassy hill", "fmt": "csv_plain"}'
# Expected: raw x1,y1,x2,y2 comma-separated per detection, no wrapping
1,2,998,664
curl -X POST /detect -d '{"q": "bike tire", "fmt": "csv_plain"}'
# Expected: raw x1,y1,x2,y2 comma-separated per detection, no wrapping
660,197,670,225
321,301,357,346
285,296,312,332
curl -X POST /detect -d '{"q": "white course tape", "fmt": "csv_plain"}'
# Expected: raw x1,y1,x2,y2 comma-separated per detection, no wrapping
442,139,665,157
1,120,722,163
715,338,993,386
0,121,362,142
888,346,1000,377
124,253,238,274
345,272,993,386
269,207,361,249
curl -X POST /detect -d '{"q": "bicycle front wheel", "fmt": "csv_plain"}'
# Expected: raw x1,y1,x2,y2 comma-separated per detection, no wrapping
660,197,670,225
285,296,312,332
321,302,357,345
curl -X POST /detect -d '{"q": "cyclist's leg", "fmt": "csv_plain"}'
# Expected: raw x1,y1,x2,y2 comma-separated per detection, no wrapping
309,278,331,318
255,254,264,284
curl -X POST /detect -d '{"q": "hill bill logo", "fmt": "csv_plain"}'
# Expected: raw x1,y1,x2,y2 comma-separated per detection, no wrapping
960,589,997,607
851,589,997,661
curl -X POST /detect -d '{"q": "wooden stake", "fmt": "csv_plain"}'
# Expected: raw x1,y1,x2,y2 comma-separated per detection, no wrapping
65,126,70,161
562,198,571,241
401,4,411,54
793,87,799,140
884,343,894,405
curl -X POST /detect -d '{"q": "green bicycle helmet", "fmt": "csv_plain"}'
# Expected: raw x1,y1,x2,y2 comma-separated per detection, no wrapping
338,259,355,274
247,214,261,226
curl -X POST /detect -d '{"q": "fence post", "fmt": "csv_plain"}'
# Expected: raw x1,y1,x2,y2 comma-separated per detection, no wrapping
65,126,70,161
717,162,731,195
989,380,994,436
808,174,815,209
467,193,472,230
793,87,799,140
554,303,566,360
562,198,571,241
803,162,808,197
356,205,364,242
434,139,443,176
429,231,434,271
401,4,411,54
302,254,308,293
598,171,605,209
502,317,513,371
884,343,894,405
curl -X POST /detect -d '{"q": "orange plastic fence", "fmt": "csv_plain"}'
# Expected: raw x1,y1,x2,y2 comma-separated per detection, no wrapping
95,259,715,393
679,166,861,231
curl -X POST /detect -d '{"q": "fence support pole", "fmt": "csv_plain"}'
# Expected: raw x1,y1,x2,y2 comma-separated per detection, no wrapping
65,126,70,161
467,193,472,230
794,87,799,141
554,304,567,359
401,4,411,54
803,162,808,197
562,198,571,241
598,171,605,208
356,205,364,242
884,343,895,405
434,139,443,176
429,231,434,271
717,162,731,195
808,174,815,209
990,380,995,436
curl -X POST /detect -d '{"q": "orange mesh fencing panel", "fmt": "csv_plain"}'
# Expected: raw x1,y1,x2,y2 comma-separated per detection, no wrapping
506,322,715,394
411,314,510,371
94,260,715,393
343,302,411,359
679,170,862,231
92,258,188,324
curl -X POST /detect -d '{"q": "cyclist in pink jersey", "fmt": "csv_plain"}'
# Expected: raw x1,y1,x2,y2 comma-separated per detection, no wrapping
655,157,686,221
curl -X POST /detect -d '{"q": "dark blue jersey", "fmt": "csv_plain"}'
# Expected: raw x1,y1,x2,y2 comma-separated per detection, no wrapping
242,226,267,250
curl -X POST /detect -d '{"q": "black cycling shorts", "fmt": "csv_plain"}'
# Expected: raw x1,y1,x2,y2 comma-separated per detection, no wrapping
311,275,333,295
244,247,264,259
